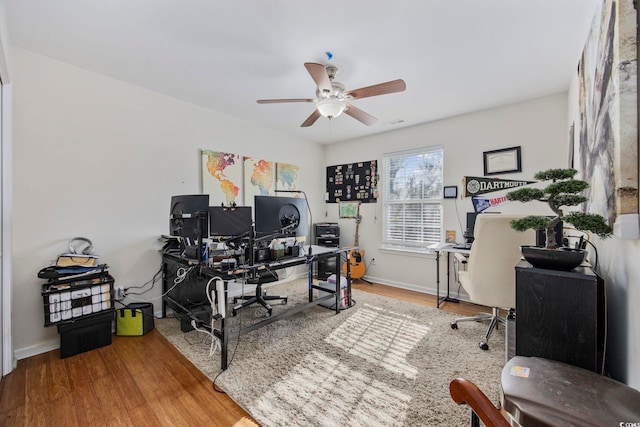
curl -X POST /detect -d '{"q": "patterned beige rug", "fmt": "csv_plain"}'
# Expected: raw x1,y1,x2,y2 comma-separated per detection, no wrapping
155,279,506,426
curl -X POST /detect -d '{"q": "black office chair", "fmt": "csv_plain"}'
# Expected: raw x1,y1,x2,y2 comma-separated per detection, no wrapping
231,271,287,317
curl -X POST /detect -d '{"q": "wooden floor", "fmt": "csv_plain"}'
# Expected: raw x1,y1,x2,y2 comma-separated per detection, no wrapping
0,282,483,426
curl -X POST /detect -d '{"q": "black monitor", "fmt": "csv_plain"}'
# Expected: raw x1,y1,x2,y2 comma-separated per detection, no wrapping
466,212,478,233
254,195,309,242
208,206,253,238
169,195,209,243
464,212,478,243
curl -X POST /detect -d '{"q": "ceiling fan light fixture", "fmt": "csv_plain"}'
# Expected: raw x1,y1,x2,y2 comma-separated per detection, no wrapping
316,98,346,119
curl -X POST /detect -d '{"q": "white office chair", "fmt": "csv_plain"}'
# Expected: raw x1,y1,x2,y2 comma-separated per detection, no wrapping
450,214,535,350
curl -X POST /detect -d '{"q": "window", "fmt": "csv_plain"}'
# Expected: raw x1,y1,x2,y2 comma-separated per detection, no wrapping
382,146,443,251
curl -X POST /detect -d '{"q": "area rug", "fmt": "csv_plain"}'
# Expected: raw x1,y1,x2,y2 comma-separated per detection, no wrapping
155,279,506,427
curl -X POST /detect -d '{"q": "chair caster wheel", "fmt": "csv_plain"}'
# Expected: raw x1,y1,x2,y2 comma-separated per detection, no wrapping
450,322,458,329
479,342,489,350
281,299,288,305
265,311,272,318
232,309,237,317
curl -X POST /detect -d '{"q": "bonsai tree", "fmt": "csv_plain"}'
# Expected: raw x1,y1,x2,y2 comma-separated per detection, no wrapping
506,168,612,249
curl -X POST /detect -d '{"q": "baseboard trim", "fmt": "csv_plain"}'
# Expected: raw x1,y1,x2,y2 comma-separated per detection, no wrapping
362,274,470,303
14,339,59,361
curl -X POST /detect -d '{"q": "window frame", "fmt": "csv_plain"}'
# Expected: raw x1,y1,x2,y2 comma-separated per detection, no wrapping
381,145,444,253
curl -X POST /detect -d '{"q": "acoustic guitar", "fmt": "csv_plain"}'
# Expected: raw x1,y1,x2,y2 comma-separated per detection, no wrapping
342,204,366,280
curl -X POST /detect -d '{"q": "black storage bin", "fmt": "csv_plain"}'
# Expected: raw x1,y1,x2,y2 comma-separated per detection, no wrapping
56,309,114,358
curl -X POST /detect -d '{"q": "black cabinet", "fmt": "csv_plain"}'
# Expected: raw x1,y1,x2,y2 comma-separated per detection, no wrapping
315,223,340,280
515,261,605,373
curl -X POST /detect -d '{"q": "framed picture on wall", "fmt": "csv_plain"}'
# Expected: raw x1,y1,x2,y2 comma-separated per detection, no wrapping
339,201,360,218
444,186,458,198
483,146,522,175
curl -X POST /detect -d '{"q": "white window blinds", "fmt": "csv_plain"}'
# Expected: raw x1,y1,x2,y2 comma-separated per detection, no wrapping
382,146,444,250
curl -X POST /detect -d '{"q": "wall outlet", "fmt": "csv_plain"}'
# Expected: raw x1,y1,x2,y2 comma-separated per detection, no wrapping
114,287,125,301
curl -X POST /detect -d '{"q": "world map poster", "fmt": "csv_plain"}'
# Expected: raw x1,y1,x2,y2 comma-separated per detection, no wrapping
201,150,242,206
244,157,275,206
276,162,301,192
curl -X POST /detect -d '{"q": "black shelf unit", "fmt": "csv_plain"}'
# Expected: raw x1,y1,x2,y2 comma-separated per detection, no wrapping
515,261,605,373
40,271,115,358
314,223,340,280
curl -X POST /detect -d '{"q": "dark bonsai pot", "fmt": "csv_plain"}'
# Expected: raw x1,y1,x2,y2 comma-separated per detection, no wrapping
520,245,586,271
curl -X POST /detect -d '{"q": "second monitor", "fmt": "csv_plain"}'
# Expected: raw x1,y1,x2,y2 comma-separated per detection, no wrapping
254,195,309,242
208,206,253,238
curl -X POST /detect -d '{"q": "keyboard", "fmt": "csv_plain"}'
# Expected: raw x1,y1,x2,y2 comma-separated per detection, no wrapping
452,244,472,250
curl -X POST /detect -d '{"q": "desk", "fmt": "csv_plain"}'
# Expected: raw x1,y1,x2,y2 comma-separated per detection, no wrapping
433,244,471,308
162,245,347,370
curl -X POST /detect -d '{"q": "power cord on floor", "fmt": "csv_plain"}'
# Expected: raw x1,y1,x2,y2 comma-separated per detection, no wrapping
189,319,221,356
212,272,253,393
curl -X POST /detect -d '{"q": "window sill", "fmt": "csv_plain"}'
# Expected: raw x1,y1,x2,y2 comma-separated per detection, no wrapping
379,245,437,258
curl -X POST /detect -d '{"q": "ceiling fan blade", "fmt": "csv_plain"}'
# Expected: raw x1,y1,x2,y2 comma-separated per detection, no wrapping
345,104,378,126
304,62,332,94
257,98,314,104
346,79,406,100
301,110,321,127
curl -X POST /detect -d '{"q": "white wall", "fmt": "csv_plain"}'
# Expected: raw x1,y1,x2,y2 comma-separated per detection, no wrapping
324,93,570,294
11,47,325,358
567,68,640,389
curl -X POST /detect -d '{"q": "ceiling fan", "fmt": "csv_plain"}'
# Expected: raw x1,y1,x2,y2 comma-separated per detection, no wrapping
257,62,406,127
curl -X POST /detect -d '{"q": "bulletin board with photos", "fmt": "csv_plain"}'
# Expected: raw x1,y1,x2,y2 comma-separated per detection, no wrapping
326,160,378,203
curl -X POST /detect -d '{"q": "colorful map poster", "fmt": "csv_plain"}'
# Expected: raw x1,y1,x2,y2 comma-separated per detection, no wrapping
201,150,242,206
276,162,300,192
244,157,274,206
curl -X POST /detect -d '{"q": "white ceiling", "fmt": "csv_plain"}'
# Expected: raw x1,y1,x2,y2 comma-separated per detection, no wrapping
4,0,599,145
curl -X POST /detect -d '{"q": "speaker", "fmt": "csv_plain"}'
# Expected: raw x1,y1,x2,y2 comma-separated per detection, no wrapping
255,247,270,262
68,237,94,255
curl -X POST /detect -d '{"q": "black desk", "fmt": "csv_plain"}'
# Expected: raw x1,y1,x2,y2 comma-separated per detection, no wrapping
161,245,347,370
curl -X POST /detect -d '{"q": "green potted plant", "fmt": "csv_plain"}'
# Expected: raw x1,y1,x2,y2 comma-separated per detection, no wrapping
506,168,612,270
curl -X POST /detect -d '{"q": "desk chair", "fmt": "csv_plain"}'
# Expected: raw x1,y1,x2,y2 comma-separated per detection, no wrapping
232,273,288,318
450,214,535,350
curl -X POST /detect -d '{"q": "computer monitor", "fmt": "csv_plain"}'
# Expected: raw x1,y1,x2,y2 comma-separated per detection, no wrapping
169,194,209,243
464,212,478,244
254,195,309,242
208,206,253,238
